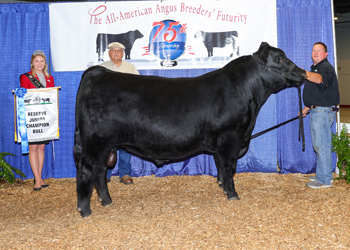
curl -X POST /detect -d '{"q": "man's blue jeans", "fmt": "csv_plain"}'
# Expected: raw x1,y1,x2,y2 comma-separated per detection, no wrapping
106,149,131,179
310,107,336,185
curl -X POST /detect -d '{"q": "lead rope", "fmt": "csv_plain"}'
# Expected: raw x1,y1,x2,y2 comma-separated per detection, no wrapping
298,85,306,151
251,85,306,151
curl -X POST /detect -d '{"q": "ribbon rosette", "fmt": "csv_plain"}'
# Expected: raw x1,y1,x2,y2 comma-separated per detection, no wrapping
15,87,27,97
15,87,29,154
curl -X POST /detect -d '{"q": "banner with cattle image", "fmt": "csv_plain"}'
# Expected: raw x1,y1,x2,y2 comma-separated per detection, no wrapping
49,0,276,71
15,87,60,143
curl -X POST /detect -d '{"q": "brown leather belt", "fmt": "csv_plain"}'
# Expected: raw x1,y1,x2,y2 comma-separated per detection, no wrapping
310,105,339,112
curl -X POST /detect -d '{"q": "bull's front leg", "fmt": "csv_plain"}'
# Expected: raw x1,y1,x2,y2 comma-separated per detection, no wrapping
76,160,94,217
124,49,131,60
97,49,104,62
94,163,112,207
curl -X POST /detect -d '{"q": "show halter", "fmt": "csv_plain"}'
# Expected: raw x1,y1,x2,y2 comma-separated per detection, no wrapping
252,53,300,80
251,54,306,151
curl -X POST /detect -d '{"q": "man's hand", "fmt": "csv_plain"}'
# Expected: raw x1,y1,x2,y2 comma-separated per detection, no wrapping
304,70,323,84
299,106,310,118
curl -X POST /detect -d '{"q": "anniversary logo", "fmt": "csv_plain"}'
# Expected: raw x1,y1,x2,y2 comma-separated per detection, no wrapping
149,19,187,67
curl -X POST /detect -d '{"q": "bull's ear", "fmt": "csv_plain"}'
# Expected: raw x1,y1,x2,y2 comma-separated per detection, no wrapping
254,42,270,66
260,42,270,49
256,42,270,55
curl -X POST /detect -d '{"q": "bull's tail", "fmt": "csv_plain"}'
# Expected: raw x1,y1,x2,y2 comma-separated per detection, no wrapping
73,125,82,166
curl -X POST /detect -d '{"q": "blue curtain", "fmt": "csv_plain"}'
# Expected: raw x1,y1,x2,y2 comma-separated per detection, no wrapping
0,0,335,180
0,3,57,179
276,0,337,173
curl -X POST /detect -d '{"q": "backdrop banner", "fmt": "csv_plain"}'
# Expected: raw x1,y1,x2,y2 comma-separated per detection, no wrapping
49,0,276,71
15,87,60,143
0,0,335,180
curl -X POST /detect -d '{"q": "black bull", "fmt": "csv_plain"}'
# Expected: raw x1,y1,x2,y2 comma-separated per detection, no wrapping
74,42,306,217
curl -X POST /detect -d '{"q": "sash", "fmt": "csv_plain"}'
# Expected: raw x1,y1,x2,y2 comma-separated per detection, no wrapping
14,88,29,154
21,73,45,88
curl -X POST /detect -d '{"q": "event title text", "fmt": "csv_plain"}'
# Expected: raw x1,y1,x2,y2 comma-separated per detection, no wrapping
88,3,248,25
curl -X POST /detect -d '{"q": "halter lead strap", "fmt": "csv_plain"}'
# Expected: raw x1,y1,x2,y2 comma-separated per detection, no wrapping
252,54,296,80
251,55,306,151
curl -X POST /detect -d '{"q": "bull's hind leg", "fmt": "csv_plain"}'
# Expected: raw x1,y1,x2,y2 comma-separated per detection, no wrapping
209,48,213,57
76,159,95,217
94,163,112,207
223,159,240,200
216,153,239,200
214,155,223,188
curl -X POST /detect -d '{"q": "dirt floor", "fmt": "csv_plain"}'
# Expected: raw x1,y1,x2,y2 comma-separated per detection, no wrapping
0,172,349,249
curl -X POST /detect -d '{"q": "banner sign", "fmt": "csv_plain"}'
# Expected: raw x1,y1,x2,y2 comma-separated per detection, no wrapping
15,87,60,144
49,0,276,71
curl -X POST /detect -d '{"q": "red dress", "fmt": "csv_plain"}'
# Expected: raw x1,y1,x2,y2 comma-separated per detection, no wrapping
20,71,55,89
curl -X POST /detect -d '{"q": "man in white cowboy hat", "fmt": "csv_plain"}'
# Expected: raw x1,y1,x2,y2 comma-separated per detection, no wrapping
100,42,139,185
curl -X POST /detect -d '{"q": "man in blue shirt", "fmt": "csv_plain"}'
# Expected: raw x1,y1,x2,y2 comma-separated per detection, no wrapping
301,42,340,189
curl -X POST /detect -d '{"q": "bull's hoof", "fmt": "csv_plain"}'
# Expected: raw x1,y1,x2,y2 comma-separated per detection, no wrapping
101,199,112,207
80,210,92,218
77,207,92,218
102,202,112,208
97,195,111,202
227,195,240,201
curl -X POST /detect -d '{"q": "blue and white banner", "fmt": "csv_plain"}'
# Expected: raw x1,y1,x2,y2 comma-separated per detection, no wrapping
49,0,276,71
15,87,60,143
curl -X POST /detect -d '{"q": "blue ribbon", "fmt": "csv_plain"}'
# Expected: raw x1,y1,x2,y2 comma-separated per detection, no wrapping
15,88,29,154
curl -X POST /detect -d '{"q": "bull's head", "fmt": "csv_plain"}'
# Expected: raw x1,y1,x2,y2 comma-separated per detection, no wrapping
253,42,306,86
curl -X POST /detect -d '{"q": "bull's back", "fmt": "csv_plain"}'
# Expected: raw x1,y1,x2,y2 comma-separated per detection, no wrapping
76,57,257,140
77,57,256,123
77,66,222,126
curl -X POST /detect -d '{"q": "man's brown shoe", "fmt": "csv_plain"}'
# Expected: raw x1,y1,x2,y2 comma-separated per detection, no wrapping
120,175,133,185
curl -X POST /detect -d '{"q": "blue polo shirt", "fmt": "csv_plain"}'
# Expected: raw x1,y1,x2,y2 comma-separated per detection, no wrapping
303,58,340,107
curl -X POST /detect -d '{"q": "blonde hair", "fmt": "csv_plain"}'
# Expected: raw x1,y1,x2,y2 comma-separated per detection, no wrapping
30,53,50,78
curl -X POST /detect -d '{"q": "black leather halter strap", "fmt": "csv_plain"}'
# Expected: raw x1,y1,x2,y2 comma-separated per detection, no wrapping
252,53,296,80
251,54,306,151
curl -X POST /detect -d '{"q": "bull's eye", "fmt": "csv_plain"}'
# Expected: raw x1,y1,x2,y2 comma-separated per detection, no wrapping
275,58,281,63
